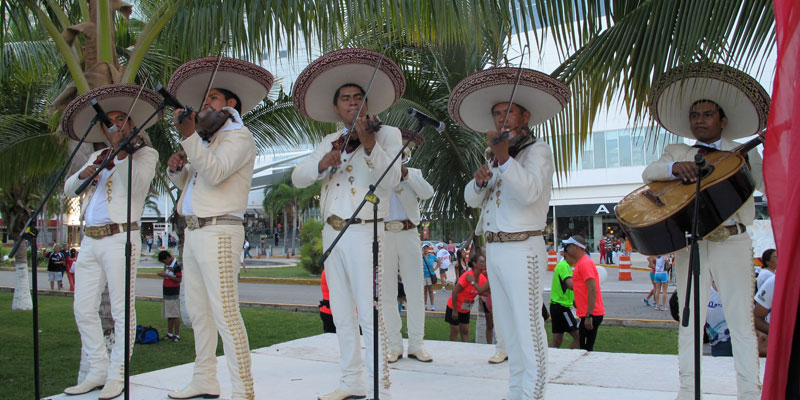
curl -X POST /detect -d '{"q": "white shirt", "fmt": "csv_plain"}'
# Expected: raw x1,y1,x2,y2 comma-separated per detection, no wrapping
436,248,451,270
386,191,409,222
181,107,244,218
756,268,775,291
754,275,775,324
706,286,730,345
655,256,667,273
84,167,115,227
668,139,722,177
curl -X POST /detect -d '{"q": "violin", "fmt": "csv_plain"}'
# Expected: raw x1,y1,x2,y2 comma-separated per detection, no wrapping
333,116,383,154
481,129,536,187
195,106,233,140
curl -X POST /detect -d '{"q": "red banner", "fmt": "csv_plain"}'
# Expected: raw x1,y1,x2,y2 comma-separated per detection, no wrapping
762,2,800,398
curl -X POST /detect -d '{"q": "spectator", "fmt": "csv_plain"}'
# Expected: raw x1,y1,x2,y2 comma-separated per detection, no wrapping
319,270,335,333
273,227,279,247
643,256,657,307
756,249,777,291
603,234,614,264
446,254,488,342
156,251,182,342
146,236,153,253
436,243,451,289
754,274,775,357
564,236,605,351
447,239,456,260
598,237,606,264
453,248,468,282
422,245,438,311
59,244,69,288
65,248,78,292
653,256,670,311
47,244,64,290
705,281,732,357
243,239,252,259
550,247,578,349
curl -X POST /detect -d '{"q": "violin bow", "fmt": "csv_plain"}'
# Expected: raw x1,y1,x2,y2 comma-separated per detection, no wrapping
492,44,529,145
197,41,229,111
331,50,387,174
118,75,149,136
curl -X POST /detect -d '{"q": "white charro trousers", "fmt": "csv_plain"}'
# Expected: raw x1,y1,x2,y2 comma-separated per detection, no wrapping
381,228,426,355
182,224,254,400
674,232,761,400
486,236,548,400
322,223,391,399
73,231,139,383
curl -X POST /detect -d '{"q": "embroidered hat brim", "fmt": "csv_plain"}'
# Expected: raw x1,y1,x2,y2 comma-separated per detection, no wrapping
61,83,163,143
168,56,274,115
650,63,770,140
292,48,406,123
448,67,571,133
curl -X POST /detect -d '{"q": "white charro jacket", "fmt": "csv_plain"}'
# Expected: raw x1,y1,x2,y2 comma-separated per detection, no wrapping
292,126,402,221
388,167,434,226
64,146,158,224
168,127,256,217
465,139,554,235
641,138,764,226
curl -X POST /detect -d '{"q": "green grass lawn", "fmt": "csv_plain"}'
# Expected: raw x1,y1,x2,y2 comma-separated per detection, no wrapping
1,292,676,399
138,265,318,279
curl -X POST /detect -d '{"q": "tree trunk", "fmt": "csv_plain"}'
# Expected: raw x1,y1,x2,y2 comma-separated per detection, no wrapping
291,202,298,256
282,211,288,257
11,240,32,310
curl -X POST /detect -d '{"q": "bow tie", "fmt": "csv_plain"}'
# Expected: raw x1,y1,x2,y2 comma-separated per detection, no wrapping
93,148,116,170
693,144,719,155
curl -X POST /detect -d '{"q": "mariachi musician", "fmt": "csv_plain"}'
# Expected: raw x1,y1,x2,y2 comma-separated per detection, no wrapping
166,56,273,400
61,84,160,399
451,67,570,400
642,62,767,400
291,48,404,400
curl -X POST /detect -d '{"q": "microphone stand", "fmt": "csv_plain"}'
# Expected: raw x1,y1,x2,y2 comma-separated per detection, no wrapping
7,113,103,400
318,120,426,400
74,100,167,400
680,154,709,400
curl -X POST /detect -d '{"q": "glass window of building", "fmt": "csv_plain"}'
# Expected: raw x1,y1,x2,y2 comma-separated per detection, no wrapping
592,131,606,168
619,130,633,166
606,130,620,168
581,135,594,170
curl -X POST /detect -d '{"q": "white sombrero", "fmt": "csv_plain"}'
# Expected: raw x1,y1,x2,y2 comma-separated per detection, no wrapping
61,83,163,143
448,67,570,133
167,56,274,115
292,48,406,123
650,63,770,139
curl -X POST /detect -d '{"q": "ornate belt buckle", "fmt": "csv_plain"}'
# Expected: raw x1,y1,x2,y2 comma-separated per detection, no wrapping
186,216,200,231
385,221,404,233
328,216,346,231
706,226,730,242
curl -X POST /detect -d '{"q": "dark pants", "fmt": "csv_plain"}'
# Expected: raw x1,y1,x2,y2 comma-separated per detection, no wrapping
320,311,336,333
579,315,604,351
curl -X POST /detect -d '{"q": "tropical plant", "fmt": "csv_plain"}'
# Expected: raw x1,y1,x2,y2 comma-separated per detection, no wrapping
298,218,324,275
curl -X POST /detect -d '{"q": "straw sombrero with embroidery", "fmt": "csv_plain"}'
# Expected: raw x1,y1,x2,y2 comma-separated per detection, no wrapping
292,48,406,123
168,56,274,115
61,83,163,143
448,67,571,133
650,63,770,140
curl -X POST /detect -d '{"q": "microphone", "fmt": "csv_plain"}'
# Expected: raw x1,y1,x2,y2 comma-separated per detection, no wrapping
89,98,118,133
408,108,446,133
694,153,711,178
155,82,193,123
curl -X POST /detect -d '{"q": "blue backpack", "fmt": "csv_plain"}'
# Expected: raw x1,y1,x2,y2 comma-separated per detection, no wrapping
135,325,159,344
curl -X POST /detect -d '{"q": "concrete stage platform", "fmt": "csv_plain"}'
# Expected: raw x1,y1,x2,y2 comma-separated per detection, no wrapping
45,334,765,399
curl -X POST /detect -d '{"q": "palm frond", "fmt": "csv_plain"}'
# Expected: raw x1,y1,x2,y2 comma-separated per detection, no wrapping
0,114,67,188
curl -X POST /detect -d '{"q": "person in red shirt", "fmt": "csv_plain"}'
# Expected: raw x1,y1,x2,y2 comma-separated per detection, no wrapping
157,251,183,342
563,235,605,351
446,254,489,342
319,270,335,333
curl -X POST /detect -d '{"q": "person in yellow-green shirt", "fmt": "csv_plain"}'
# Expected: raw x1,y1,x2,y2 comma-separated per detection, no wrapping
549,247,578,349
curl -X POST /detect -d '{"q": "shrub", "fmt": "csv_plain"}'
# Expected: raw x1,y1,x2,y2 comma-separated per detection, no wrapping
298,219,324,275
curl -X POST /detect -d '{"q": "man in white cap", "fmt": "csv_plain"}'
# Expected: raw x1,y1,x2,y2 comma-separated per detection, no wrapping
292,48,404,400
381,131,435,364
643,63,767,399
61,84,160,399
451,67,570,400
165,56,273,400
